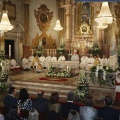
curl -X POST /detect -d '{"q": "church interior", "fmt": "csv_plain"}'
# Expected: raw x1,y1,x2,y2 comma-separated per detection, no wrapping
0,0,120,119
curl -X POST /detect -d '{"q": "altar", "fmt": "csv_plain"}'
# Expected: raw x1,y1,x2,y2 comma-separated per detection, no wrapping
45,61,80,77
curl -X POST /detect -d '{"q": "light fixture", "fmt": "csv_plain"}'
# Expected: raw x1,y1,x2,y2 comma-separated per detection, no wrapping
0,11,14,33
97,23,108,29
95,2,113,26
53,20,63,31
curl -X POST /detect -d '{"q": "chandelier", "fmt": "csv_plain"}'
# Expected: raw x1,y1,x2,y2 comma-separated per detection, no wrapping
0,11,14,36
53,20,63,31
97,23,108,30
94,2,113,29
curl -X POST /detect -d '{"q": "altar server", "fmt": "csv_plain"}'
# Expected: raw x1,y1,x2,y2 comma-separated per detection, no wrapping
101,55,108,66
71,50,79,61
22,56,31,70
58,54,66,61
80,54,88,69
39,54,46,67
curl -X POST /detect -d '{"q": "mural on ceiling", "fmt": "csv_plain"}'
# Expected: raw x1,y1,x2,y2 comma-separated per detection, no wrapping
75,2,94,34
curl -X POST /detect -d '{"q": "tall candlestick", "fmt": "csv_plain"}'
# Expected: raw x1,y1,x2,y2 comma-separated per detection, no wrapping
9,45,11,58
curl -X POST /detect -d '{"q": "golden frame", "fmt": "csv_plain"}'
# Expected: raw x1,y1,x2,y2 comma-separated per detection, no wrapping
75,2,94,35
34,4,53,32
3,0,16,20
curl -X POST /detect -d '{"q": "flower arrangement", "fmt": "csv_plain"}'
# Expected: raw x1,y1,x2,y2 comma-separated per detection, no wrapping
75,78,89,100
89,41,101,56
0,81,8,91
46,66,71,78
89,65,114,86
57,43,66,54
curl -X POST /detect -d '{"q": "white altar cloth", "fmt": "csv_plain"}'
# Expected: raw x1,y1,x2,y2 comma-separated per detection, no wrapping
45,61,80,74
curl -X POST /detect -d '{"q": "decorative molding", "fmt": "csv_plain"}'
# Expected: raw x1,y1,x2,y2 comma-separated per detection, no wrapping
34,4,53,32
31,33,56,49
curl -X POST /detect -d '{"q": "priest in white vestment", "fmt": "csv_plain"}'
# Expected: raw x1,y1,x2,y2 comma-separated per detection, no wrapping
97,54,102,65
28,55,34,67
11,58,20,68
101,55,108,66
51,55,57,61
86,54,94,70
44,54,52,68
71,50,79,61
58,54,66,61
39,54,46,67
22,56,31,70
80,54,88,69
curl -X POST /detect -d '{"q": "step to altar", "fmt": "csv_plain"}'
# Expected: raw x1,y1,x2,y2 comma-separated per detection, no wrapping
11,80,77,99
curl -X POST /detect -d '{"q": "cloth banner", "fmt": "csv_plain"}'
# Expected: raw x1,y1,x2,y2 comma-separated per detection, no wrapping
109,24,118,70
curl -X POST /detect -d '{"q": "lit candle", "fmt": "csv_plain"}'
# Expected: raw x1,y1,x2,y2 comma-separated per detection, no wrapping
9,45,11,58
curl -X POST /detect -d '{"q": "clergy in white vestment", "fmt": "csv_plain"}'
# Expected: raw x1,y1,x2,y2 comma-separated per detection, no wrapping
58,54,66,61
71,50,79,61
11,58,20,68
44,55,52,68
51,55,57,61
101,55,108,66
22,56,31,70
86,54,94,70
28,55,34,67
39,54,46,67
80,54,88,69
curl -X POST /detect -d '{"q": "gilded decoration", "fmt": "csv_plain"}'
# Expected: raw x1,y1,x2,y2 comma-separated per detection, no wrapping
34,4,53,32
79,22,92,34
31,33,56,49
75,2,94,34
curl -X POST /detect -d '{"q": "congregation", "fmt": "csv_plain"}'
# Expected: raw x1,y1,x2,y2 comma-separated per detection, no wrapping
0,86,120,120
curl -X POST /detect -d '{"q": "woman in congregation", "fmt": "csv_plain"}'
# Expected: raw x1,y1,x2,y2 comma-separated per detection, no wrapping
17,88,33,111
49,92,61,113
80,95,97,120
68,110,80,120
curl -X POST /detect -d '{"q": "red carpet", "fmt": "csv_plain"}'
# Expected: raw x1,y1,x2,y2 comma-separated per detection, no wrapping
39,77,68,82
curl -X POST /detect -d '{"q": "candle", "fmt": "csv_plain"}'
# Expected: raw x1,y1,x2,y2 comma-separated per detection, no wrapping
9,45,11,58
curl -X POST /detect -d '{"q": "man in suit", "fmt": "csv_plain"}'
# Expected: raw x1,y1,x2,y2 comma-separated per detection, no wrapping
32,90,49,113
98,95,120,120
60,91,79,118
3,87,17,107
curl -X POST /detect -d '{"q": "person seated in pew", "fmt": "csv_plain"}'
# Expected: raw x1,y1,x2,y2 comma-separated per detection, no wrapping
22,55,31,70
80,54,88,69
32,54,43,72
39,54,46,67
58,53,65,62
71,50,79,61
51,54,57,61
